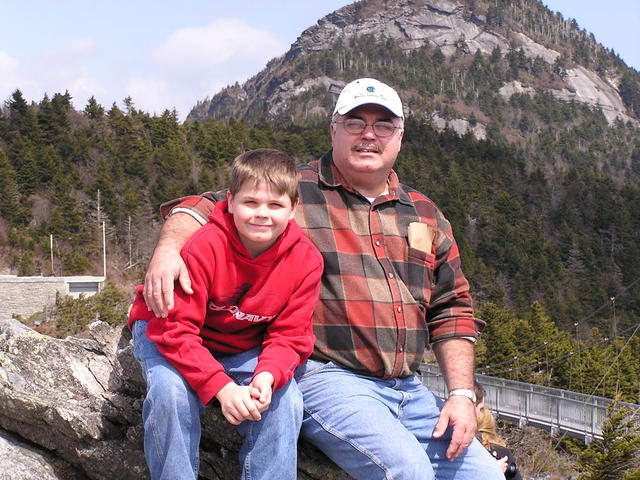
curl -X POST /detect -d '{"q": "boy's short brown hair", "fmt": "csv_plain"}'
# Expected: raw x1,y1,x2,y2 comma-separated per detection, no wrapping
229,149,299,204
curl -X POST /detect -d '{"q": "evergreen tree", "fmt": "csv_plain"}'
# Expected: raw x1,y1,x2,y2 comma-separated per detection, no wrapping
7,89,39,141
0,148,30,225
84,96,105,119
9,133,39,195
576,399,640,479
475,303,522,379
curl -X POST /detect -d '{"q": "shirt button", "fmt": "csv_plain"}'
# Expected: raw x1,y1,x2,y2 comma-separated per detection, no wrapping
399,347,404,352
375,240,381,246
388,272,394,279
397,306,402,312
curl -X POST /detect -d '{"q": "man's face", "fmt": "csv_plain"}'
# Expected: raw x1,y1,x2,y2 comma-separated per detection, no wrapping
330,104,404,190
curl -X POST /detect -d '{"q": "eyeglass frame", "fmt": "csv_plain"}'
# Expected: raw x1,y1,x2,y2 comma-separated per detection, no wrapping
332,117,403,137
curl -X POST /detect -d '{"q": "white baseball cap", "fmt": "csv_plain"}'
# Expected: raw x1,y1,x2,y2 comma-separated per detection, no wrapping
333,78,404,119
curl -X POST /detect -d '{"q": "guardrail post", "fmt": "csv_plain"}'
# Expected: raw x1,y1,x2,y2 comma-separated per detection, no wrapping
591,402,597,441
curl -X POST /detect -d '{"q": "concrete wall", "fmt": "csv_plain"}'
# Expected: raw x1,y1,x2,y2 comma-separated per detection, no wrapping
0,276,105,320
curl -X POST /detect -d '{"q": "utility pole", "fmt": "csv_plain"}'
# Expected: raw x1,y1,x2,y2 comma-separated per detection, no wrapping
50,234,54,276
127,215,133,267
610,296,617,337
96,189,102,228
102,221,106,279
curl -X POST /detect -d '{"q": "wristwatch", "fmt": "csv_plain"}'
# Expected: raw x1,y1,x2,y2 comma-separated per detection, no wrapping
448,389,477,403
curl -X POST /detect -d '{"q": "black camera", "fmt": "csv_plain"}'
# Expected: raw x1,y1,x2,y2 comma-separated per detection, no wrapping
505,461,518,479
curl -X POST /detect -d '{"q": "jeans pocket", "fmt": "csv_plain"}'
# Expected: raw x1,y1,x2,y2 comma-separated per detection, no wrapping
298,360,336,380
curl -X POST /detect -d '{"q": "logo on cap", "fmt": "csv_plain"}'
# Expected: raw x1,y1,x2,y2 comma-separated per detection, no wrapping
367,86,375,93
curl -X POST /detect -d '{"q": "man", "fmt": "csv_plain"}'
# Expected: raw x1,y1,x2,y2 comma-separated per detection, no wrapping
142,78,503,479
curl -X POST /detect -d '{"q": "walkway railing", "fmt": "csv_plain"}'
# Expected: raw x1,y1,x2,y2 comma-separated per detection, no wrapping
418,364,640,443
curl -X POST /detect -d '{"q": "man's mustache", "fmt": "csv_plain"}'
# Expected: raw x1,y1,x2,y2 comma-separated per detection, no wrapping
352,143,382,153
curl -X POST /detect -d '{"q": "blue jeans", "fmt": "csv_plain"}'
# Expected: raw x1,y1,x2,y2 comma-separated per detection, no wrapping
132,320,303,480
296,359,504,480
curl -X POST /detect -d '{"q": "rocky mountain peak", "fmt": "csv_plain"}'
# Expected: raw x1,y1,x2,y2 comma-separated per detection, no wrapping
188,0,638,133
288,0,504,60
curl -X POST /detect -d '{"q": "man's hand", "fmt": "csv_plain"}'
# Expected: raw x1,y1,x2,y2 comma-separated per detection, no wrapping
216,382,263,425
431,338,478,461
143,247,192,317
249,372,274,413
142,213,200,317
432,395,477,461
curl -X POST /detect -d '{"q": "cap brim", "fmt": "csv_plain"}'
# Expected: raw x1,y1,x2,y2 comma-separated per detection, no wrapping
334,98,403,119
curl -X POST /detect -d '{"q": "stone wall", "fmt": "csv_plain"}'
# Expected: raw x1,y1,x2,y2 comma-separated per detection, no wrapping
0,276,104,320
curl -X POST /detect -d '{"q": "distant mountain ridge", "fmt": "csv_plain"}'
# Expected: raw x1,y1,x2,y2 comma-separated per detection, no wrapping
188,0,639,130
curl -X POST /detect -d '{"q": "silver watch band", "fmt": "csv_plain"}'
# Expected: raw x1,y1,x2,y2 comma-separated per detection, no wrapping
447,388,476,403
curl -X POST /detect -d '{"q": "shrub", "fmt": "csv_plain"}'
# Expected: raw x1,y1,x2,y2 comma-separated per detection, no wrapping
44,281,130,338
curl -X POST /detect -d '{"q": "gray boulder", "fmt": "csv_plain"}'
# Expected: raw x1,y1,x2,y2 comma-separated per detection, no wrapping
0,318,348,480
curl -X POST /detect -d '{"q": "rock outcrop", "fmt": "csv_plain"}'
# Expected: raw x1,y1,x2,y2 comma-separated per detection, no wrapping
550,66,635,124
0,318,348,480
189,0,635,128
289,0,508,59
429,112,487,140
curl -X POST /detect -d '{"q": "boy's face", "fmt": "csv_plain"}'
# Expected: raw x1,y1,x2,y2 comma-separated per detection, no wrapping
227,181,296,257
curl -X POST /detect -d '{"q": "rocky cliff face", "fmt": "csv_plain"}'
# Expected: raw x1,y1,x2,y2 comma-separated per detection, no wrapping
287,0,507,59
188,0,637,130
0,318,347,479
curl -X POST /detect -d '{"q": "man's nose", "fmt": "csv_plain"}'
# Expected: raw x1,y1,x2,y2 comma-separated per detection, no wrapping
360,123,377,139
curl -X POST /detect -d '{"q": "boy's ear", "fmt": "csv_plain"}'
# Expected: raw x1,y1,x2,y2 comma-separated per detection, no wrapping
226,190,234,213
289,200,298,220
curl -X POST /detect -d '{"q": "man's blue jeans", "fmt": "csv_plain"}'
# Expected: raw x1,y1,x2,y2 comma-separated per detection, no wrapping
296,359,505,480
132,320,303,480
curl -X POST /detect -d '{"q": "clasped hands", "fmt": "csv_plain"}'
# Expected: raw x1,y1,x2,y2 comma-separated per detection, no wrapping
215,372,274,425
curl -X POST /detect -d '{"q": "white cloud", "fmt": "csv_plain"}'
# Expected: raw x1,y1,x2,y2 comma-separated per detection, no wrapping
0,50,18,74
42,37,96,64
1,19,288,122
138,18,290,119
0,38,103,110
150,18,287,71
63,38,95,56
125,76,174,115
67,76,107,109
0,50,21,100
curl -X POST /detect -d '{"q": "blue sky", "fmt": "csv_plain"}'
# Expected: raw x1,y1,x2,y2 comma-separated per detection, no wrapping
1,0,638,120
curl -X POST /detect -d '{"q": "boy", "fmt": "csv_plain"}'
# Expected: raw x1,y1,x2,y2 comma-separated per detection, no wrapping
128,149,323,480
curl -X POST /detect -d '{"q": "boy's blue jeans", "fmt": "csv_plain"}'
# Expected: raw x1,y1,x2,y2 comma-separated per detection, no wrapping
132,320,302,480
296,359,505,480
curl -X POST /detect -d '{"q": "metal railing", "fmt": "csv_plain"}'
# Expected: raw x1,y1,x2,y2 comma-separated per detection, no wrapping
418,364,640,443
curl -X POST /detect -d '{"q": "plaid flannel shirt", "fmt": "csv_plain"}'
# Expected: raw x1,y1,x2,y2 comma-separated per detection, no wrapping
160,151,484,379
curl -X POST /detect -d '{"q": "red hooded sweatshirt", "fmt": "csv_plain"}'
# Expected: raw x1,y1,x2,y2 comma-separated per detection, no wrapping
128,200,323,405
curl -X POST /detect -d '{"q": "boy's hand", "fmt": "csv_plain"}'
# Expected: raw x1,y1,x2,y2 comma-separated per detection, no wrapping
250,372,274,412
215,382,262,425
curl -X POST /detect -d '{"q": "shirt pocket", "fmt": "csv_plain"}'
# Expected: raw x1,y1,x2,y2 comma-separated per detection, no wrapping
405,246,436,305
